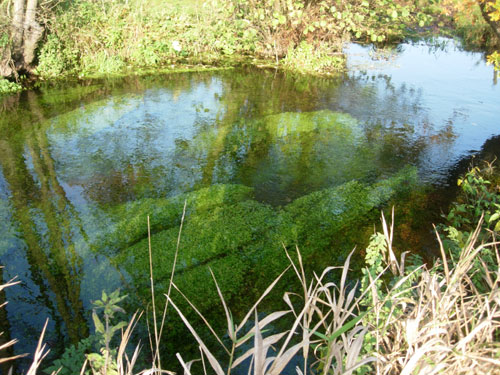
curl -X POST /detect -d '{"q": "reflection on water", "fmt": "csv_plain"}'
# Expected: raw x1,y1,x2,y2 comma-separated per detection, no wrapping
345,38,499,179
0,39,499,371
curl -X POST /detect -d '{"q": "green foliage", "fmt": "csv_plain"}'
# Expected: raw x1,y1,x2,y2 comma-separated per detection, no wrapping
357,223,424,374
80,52,127,77
447,165,500,231
229,0,434,57
42,291,130,375
0,78,22,94
33,0,440,78
438,163,500,288
87,290,128,375
283,41,345,75
44,336,99,375
92,289,128,350
357,232,390,373
35,34,78,78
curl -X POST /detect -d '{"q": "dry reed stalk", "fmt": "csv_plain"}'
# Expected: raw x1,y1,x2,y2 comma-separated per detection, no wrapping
369,215,500,375
168,245,377,375
26,319,51,375
0,274,28,367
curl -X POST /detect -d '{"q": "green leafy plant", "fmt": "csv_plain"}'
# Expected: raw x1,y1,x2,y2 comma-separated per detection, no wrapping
438,161,500,289
0,78,22,94
87,289,128,375
283,41,345,74
43,336,98,375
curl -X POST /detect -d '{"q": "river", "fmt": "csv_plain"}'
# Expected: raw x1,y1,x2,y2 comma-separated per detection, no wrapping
0,37,499,372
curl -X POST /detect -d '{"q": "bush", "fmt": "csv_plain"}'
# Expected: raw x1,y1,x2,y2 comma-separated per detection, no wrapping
0,78,22,94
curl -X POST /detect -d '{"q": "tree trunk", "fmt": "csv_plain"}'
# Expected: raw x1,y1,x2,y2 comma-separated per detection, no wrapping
23,0,43,66
1,0,44,78
0,46,14,77
11,0,26,48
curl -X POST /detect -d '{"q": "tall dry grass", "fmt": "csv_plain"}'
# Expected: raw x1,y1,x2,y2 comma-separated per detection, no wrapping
0,272,51,375
1,212,499,375
366,214,500,375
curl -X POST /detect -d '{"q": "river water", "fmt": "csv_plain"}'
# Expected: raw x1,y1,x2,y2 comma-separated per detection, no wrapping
0,38,499,372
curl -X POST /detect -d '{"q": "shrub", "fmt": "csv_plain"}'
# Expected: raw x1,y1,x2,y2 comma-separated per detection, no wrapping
0,78,22,94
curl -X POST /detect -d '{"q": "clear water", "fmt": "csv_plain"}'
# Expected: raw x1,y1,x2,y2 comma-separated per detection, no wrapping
0,38,499,372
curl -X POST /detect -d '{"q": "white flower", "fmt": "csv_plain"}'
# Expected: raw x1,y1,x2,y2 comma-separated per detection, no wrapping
172,40,182,52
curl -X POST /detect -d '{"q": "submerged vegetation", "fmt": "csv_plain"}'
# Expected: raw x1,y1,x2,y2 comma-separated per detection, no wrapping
1,164,500,374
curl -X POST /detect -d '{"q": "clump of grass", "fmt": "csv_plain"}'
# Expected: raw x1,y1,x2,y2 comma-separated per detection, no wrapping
366,214,500,374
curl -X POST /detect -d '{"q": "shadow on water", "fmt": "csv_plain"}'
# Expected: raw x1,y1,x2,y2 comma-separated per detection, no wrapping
0,44,499,372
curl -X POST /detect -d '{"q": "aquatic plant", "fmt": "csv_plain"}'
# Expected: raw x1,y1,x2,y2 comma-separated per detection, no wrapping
106,167,419,340
102,184,254,251
113,199,281,309
263,110,360,138
283,167,418,260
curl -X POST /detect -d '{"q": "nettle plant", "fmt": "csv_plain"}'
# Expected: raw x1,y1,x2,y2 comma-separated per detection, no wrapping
87,290,129,375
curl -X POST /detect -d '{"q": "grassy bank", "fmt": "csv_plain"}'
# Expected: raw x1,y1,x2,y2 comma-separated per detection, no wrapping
1,164,500,374
1,0,500,93
0,0,471,94
33,0,434,79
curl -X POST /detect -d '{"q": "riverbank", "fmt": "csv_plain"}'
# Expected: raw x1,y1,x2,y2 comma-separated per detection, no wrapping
3,0,499,95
